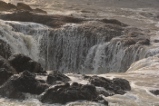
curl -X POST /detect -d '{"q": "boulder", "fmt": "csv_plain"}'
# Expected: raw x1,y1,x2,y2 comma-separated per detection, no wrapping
150,90,159,95
0,71,49,99
8,54,45,73
0,1,16,11
0,68,13,86
0,75,25,99
47,71,70,85
100,19,127,27
87,76,131,95
0,55,16,74
0,39,12,59
17,3,32,11
0,11,84,28
33,8,47,14
40,83,99,104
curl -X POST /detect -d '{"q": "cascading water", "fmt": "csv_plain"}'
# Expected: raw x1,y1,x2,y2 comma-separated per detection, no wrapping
1,19,159,73
0,19,50,64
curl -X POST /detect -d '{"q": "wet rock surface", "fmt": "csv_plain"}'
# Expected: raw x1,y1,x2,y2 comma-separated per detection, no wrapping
0,55,16,74
0,11,84,28
0,1,47,14
150,90,159,95
40,82,108,105
0,1,16,11
0,75,25,99
84,75,131,95
0,71,49,97
8,54,45,73
0,68,13,86
47,71,70,85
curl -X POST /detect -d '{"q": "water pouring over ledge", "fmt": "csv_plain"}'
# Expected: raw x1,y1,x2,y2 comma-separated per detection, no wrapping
0,0,159,106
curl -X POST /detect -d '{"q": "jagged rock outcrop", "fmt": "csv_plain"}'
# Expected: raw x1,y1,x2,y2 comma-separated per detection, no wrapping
0,75,25,99
40,82,108,105
0,11,84,28
47,71,70,85
84,76,131,95
0,1,16,11
150,90,159,95
0,55,16,74
0,71,49,99
0,68,13,85
0,1,47,14
8,54,45,73
17,3,32,11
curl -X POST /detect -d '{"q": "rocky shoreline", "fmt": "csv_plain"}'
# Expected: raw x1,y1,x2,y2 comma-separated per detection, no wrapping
0,53,131,105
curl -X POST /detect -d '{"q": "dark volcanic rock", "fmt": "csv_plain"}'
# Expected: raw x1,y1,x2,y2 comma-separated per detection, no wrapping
0,39,12,59
0,71,49,99
47,71,70,85
100,19,127,27
0,1,47,14
0,68,13,86
0,1,16,11
33,8,47,14
40,83,99,104
0,11,84,28
87,76,131,95
0,55,16,74
17,3,32,11
150,90,159,95
0,75,25,99
8,54,45,73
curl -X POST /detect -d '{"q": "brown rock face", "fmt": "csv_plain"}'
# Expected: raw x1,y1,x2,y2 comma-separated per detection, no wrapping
0,55,16,74
0,1,16,11
0,11,84,28
0,1,47,14
17,3,32,11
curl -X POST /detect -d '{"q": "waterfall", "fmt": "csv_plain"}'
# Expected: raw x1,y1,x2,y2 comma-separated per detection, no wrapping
1,19,159,73
0,19,50,62
40,21,123,72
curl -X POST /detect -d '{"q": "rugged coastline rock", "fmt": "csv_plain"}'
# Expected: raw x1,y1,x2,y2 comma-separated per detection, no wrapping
0,11,84,28
0,68,13,85
0,1,16,11
0,1,47,14
84,75,131,95
0,71,49,99
0,55,16,74
47,71,71,85
40,82,108,105
8,54,45,73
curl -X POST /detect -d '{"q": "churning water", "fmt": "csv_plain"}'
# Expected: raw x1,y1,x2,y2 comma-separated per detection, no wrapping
0,0,159,106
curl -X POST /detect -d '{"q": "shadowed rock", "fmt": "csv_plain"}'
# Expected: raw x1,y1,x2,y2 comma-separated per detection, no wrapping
0,71,49,99
0,55,16,74
8,54,45,73
85,76,131,95
17,3,32,11
0,1,47,14
100,19,127,27
0,11,84,28
0,1,16,11
47,71,70,85
0,68,13,86
0,75,25,99
40,83,108,105
150,90,159,95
